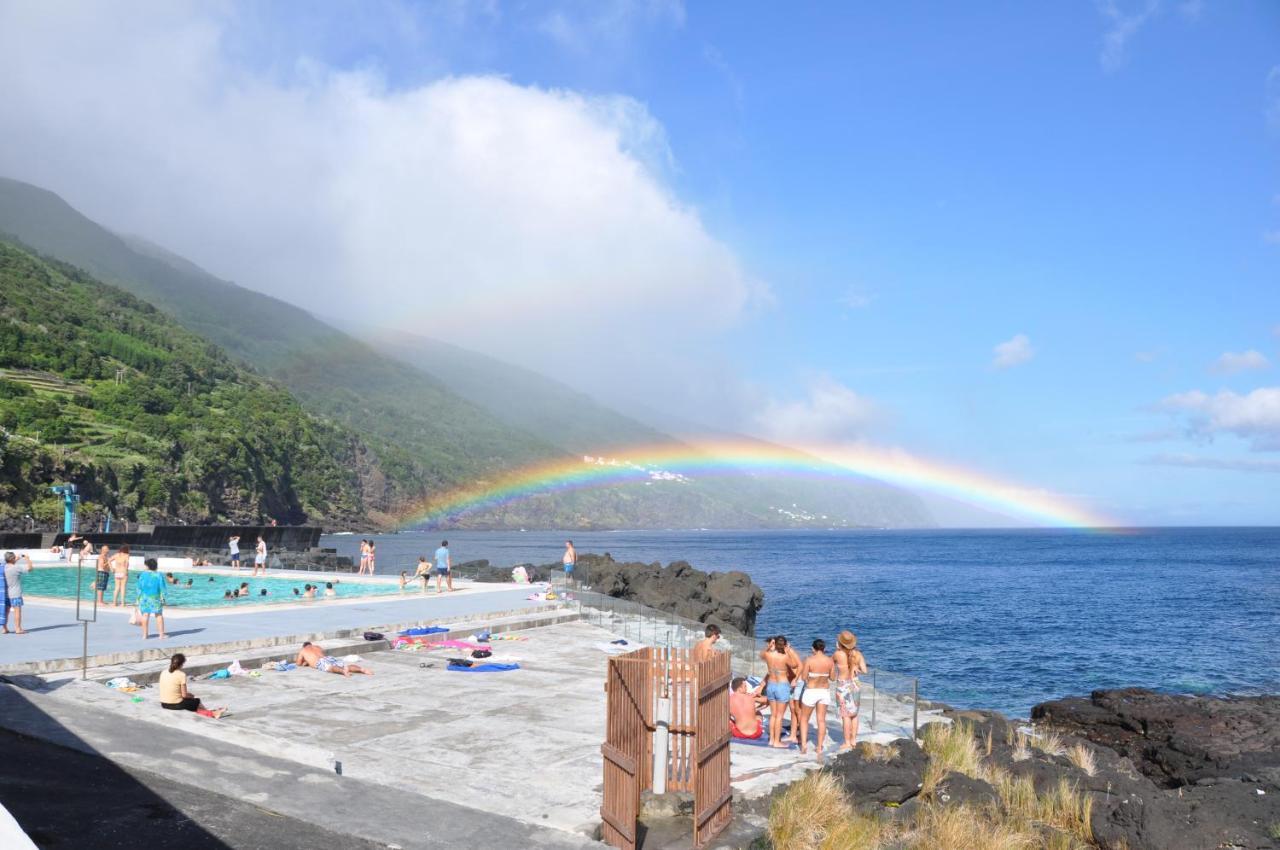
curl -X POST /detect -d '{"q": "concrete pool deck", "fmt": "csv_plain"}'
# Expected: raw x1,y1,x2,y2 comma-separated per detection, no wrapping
0,577,557,674
2,615,939,848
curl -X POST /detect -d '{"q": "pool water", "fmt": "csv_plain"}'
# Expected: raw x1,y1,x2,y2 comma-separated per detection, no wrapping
21,567,401,608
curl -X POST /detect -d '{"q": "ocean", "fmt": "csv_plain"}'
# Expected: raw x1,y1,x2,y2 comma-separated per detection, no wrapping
322,527,1280,717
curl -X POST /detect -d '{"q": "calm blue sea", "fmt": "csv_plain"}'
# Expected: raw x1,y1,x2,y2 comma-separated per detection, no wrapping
323,528,1280,716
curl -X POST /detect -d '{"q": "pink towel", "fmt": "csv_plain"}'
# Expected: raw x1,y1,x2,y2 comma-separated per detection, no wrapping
424,640,490,651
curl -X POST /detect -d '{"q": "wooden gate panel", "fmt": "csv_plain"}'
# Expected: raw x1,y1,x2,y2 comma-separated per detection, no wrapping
693,651,732,848
601,652,653,850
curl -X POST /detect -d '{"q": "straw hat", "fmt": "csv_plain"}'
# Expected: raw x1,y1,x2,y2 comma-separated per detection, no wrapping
837,630,857,650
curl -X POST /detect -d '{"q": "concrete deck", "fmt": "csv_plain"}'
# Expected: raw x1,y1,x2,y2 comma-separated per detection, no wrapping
6,618,939,847
0,576,552,673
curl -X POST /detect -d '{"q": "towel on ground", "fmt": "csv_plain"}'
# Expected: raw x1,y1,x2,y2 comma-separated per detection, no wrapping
448,662,520,673
596,641,647,656
399,626,450,636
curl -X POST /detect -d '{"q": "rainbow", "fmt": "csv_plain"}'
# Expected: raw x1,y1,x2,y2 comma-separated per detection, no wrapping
395,439,1119,529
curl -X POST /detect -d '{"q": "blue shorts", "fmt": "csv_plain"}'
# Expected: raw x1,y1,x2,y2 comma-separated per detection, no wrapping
765,681,792,703
434,566,449,576
564,563,574,573
5,596,21,608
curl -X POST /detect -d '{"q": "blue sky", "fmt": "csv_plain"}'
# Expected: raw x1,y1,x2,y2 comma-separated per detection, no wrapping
2,1,1277,524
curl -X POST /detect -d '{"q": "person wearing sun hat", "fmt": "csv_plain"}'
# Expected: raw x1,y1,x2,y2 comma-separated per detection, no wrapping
833,630,867,751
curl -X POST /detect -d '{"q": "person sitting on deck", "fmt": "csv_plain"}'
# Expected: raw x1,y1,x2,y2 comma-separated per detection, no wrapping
296,642,372,677
159,653,226,718
729,677,766,740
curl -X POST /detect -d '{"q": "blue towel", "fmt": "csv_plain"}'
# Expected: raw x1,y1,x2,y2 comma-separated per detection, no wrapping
400,626,449,636
448,662,520,673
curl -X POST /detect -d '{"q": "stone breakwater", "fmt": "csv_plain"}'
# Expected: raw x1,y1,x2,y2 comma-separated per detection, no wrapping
755,688,1280,850
455,552,765,635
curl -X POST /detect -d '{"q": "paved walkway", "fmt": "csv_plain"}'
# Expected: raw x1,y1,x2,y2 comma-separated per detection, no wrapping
0,583,549,671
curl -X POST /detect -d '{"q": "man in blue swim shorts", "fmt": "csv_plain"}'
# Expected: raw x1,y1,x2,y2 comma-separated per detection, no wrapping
433,540,452,594
297,642,372,677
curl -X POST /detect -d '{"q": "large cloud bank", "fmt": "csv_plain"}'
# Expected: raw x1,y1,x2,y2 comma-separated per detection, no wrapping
0,2,760,394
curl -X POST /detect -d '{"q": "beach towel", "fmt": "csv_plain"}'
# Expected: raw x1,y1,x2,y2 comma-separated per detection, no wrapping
227,660,247,677
448,662,520,673
596,641,648,656
423,640,490,651
206,669,231,680
399,626,449,637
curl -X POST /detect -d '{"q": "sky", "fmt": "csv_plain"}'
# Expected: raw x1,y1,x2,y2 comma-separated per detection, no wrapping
0,1,1277,525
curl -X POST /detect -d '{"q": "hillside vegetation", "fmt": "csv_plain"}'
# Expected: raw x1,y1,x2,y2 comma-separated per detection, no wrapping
0,241,370,526
0,177,932,529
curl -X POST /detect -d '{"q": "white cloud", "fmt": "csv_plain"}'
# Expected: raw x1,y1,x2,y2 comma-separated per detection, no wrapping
838,288,873,310
1134,349,1160,363
1143,453,1280,474
0,1,762,408
1160,387,1280,450
992,333,1035,369
1096,0,1160,72
538,0,685,53
1210,350,1271,374
755,377,880,443
1264,229,1280,245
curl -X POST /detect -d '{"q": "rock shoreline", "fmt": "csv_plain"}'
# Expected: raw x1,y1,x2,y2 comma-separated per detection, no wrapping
753,688,1279,850
454,551,765,635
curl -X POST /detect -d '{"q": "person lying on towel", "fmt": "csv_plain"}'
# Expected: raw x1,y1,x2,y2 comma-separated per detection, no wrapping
729,676,767,739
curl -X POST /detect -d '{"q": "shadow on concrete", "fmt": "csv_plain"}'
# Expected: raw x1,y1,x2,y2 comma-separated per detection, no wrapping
0,686,379,849
15,624,78,634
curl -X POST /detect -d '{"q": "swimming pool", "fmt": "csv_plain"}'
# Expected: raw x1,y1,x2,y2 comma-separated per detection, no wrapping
21,567,402,608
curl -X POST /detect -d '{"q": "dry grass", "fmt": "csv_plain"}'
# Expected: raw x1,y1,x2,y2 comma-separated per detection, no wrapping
856,741,897,763
920,721,984,795
818,813,888,850
1012,731,1033,762
1032,729,1067,757
1067,743,1097,777
769,772,850,850
901,804,1036,850
770,721,1100,850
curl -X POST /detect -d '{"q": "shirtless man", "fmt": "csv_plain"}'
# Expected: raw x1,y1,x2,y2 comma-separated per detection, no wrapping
253,537,267,576
797,639,836,759
729,677,766,739
760,636,800,748
296,642,372,677
834,630,868,752
94,544,111,607
692,624,721,663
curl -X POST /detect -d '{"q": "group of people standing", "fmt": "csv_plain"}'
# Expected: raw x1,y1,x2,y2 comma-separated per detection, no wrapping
757,630,867,756
356,539,377,576
227,535,268,575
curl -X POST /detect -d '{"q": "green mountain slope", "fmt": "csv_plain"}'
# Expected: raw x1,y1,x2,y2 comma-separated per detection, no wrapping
0,178,565,521
0,177,932,529
0,241,369,526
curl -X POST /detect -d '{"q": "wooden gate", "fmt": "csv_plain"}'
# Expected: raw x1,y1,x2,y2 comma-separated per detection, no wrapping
602,647,733,850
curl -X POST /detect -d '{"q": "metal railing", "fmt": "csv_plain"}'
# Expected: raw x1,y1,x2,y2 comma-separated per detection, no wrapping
573,587,922,739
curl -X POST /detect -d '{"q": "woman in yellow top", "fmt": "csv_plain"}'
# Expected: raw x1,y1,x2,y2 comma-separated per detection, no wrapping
158,653,225,718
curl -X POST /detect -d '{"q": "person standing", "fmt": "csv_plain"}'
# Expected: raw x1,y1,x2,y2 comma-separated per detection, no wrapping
110,544,131,607
228,535,241,570
2,551,32,634
253,536,267,576
433,540,452,593
797,639,835,759
94,544,111,607
562,540,576,589
692,624,722,663
159,654,225,718
357,540,369,575
833,631,868,752
367,540,376,576
136,558,167,640
760,636,799,749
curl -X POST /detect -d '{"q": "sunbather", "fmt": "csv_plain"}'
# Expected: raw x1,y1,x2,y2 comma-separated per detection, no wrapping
296,641,372,677
729,676,766,739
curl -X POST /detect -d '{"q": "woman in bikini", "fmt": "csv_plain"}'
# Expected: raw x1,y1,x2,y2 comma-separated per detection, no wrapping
760,636,799,749
797,638,835,759
110,544,131,607
357,540,368,575
367,540,376,576
833,630,868,752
